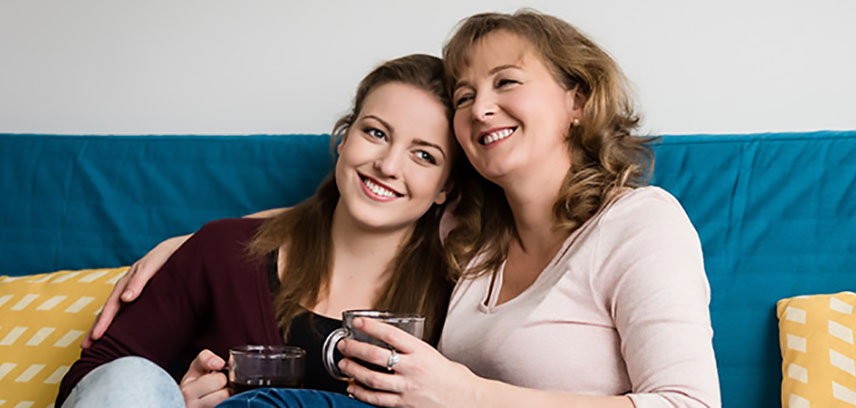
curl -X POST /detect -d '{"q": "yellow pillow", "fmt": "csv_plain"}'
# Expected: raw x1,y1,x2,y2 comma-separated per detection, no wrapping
0,267,127,408
778,292,856,408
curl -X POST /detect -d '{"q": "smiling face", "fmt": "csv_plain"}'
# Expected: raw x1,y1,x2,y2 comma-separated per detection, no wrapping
452,30,581,186
334,81,454,232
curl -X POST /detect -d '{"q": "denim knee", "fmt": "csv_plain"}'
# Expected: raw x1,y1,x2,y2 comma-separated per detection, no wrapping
62,356,183,408
217,388,374,408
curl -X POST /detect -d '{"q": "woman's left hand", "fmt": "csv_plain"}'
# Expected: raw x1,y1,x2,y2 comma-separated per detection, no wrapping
337,317,482,408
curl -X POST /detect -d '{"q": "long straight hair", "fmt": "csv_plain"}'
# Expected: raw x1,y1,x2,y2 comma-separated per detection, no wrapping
247,54,475,345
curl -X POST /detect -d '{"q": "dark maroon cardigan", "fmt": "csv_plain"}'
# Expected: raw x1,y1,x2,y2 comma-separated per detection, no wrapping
57,218,282,406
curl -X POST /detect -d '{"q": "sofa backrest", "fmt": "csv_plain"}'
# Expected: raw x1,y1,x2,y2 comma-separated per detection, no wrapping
0,134,333,276
2,131,855,406
652,131,856,407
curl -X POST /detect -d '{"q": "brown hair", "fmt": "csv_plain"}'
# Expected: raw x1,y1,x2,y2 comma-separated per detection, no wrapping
443,10,655,278
248,54,471,345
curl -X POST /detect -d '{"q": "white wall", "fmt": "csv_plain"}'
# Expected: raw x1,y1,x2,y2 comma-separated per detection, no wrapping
1,0,854,135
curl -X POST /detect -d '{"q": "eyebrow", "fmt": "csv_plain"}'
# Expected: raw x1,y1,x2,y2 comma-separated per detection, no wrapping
489,64,521,75
412,139,447,159
453,64,522,91
361,115,446,159
361,114,394,134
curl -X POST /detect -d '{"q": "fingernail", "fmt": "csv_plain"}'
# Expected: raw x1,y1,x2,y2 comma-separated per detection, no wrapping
347,386,355,395
122,290,133,300
337,339,347,350
354,318,364,328
338,360,346,370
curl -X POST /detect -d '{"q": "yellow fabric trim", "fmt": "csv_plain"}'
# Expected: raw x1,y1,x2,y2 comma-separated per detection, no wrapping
0,267,127,407
778,292,856,407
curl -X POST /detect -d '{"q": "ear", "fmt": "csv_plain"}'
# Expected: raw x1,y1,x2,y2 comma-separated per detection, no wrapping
434,180,453,206
434,190,448,206
336,132,349,155
566,86,586,117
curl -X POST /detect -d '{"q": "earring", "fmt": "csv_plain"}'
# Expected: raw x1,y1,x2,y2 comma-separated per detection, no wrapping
572,117,581,127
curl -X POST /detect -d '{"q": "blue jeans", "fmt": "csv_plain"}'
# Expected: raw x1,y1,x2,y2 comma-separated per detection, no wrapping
62,356,183,408
217,388,375,408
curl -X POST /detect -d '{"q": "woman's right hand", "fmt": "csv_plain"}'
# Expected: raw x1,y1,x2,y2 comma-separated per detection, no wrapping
181,349,230,408
81,234,191,348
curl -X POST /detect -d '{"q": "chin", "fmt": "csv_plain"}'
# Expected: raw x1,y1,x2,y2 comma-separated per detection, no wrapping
477,162,514,183
349,206,398,229
359,218,408,233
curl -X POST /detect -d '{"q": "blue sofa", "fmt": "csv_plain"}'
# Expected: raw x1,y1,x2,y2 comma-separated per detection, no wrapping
2,131,855,407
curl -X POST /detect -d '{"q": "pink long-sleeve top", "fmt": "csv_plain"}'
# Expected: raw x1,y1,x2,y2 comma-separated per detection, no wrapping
438,187,721,407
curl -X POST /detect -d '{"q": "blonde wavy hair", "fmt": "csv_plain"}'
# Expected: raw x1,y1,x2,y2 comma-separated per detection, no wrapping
443,10,656,278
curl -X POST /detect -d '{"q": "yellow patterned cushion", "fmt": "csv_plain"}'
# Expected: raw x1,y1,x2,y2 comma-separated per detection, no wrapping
0,267,127,408
778,292,856,407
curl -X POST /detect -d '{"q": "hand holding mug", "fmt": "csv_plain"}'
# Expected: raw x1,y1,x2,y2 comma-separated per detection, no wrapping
336,317,482,408
180,349,229,408
179,346,305,407
322,310,424,380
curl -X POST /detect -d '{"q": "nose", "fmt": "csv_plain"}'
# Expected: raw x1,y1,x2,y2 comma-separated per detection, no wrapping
471,92,496,122
374,146,404,179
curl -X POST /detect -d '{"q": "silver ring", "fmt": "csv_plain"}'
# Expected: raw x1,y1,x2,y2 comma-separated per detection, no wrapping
386,349,400,371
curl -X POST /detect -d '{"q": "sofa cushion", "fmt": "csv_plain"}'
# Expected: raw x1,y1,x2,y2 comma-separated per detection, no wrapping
777,292,856,407
0,267,126,407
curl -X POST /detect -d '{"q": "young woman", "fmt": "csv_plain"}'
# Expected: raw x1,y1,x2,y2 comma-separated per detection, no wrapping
58,53,480,408
86,10,720,408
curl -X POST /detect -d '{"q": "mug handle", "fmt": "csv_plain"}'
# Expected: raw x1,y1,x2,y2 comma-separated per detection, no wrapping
322,327,350,380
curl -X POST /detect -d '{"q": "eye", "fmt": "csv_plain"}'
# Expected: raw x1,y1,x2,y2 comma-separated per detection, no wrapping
453,91,474,108
454,95,473,108
365,127,387,141
496,78,519,88
414,150,437,165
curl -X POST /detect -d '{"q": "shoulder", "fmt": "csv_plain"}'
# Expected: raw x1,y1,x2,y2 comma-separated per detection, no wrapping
170,218,270,284
573,188,712,326
596,186,697,240
193,217,266,246
605,186,687,220
178,217,268,267
583,186,705,284
588,186,709,298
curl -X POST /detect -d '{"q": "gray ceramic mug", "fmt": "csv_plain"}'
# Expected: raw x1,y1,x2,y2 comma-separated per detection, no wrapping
322,310,425,380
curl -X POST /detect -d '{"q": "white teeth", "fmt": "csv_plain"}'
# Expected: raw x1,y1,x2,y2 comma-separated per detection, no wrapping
482,128,514,144
363,178,397,198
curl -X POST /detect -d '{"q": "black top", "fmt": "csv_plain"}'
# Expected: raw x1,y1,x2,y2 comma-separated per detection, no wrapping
268,249,347,394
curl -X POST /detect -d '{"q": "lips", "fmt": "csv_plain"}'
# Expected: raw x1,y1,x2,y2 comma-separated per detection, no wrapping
479,127,517,145
358,173,403,201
